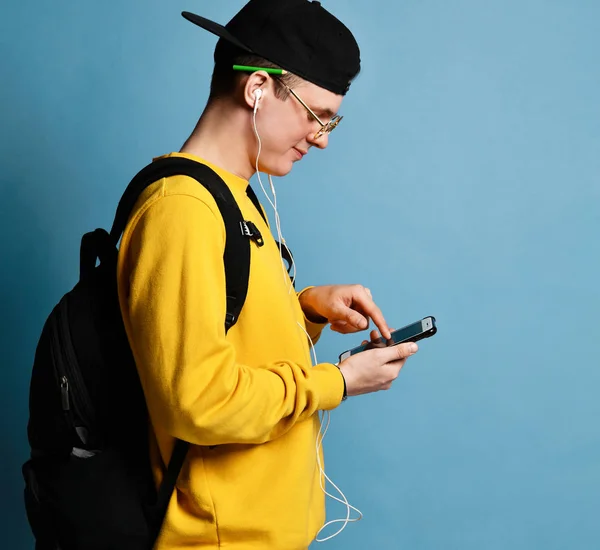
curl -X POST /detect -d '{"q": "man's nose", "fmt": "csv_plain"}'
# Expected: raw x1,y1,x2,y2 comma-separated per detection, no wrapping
307,131,329,150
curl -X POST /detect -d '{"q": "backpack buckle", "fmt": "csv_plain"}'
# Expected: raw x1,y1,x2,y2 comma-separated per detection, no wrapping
240,221,264,247
225,312,236,329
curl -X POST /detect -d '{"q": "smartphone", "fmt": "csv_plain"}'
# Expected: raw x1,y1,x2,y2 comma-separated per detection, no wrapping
338,316,437,361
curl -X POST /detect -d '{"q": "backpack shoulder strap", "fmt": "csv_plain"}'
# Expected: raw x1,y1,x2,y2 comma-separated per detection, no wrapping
111,156,252,330
152,438,188,542
109,157,256,542
245,182,294,282
245,183,267,225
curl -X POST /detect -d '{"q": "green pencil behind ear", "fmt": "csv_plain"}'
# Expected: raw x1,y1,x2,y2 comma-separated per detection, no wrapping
233,65,289,75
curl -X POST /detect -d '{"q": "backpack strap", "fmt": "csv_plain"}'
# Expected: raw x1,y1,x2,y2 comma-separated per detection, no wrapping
245,180,295,282
152,438,188,542
245,183,267,223
111,157,258,330
112,159,266,238
108,157,261,543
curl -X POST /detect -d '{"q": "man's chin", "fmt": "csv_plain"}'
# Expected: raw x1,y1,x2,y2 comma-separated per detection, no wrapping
262,161,294,178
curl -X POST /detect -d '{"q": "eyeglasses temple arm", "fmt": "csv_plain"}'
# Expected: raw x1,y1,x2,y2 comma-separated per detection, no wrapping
284,86,326,127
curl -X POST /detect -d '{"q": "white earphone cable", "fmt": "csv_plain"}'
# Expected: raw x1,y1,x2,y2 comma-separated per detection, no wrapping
253,96,361,540
252,97,296,292
296,322,363,542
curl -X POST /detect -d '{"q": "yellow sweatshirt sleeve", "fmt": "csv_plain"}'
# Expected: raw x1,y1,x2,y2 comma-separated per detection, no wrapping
122,191,344,447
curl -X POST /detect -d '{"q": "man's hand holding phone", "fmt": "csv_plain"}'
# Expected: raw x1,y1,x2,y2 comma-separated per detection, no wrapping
337,316,437,396
338,332,419,396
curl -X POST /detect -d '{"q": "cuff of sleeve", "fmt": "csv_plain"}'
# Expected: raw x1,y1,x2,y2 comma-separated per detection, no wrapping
313,363,347,410
297,287,328,343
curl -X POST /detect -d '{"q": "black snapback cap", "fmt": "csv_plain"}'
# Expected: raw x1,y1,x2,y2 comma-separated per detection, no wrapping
182,0,361,95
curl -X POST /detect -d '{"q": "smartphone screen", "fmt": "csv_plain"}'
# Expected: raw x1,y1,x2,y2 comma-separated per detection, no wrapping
339,316,436,360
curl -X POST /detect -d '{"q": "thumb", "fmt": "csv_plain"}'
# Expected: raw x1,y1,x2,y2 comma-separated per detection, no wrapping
375,342,418,363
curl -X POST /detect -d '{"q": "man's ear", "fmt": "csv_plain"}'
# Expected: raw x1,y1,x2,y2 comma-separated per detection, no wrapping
243,71,270,110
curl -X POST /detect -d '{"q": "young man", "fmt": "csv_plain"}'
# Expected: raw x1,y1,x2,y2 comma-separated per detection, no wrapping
117,1,418,548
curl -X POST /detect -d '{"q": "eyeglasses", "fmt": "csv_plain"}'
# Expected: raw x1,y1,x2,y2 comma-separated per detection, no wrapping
277,82,343,140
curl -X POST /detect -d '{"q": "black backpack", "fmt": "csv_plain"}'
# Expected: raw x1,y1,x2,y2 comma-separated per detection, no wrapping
22,157,277,550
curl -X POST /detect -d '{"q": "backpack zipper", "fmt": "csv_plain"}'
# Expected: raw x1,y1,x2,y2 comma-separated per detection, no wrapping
48,313,76,440
60,376,70,411
51,297,96,430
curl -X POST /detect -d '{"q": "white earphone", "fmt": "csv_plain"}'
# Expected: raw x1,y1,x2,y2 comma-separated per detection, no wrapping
253,88,263,112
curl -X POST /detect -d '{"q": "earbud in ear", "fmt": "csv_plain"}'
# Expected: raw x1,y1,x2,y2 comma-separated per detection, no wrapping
253,88,263,110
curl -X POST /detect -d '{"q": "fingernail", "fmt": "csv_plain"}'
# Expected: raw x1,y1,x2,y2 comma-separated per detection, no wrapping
410,343,418,353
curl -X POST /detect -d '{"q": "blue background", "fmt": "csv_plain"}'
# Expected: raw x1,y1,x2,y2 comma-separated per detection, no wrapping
2,1,598,548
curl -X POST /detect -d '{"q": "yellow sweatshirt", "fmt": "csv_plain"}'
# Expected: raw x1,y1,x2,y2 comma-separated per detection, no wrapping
117,152,345,549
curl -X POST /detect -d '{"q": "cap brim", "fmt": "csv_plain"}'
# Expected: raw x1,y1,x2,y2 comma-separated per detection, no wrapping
181,11,253,53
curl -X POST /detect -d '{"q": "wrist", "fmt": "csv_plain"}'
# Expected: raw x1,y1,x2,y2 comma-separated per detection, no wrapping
336,366,348,401
298,287,328,324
